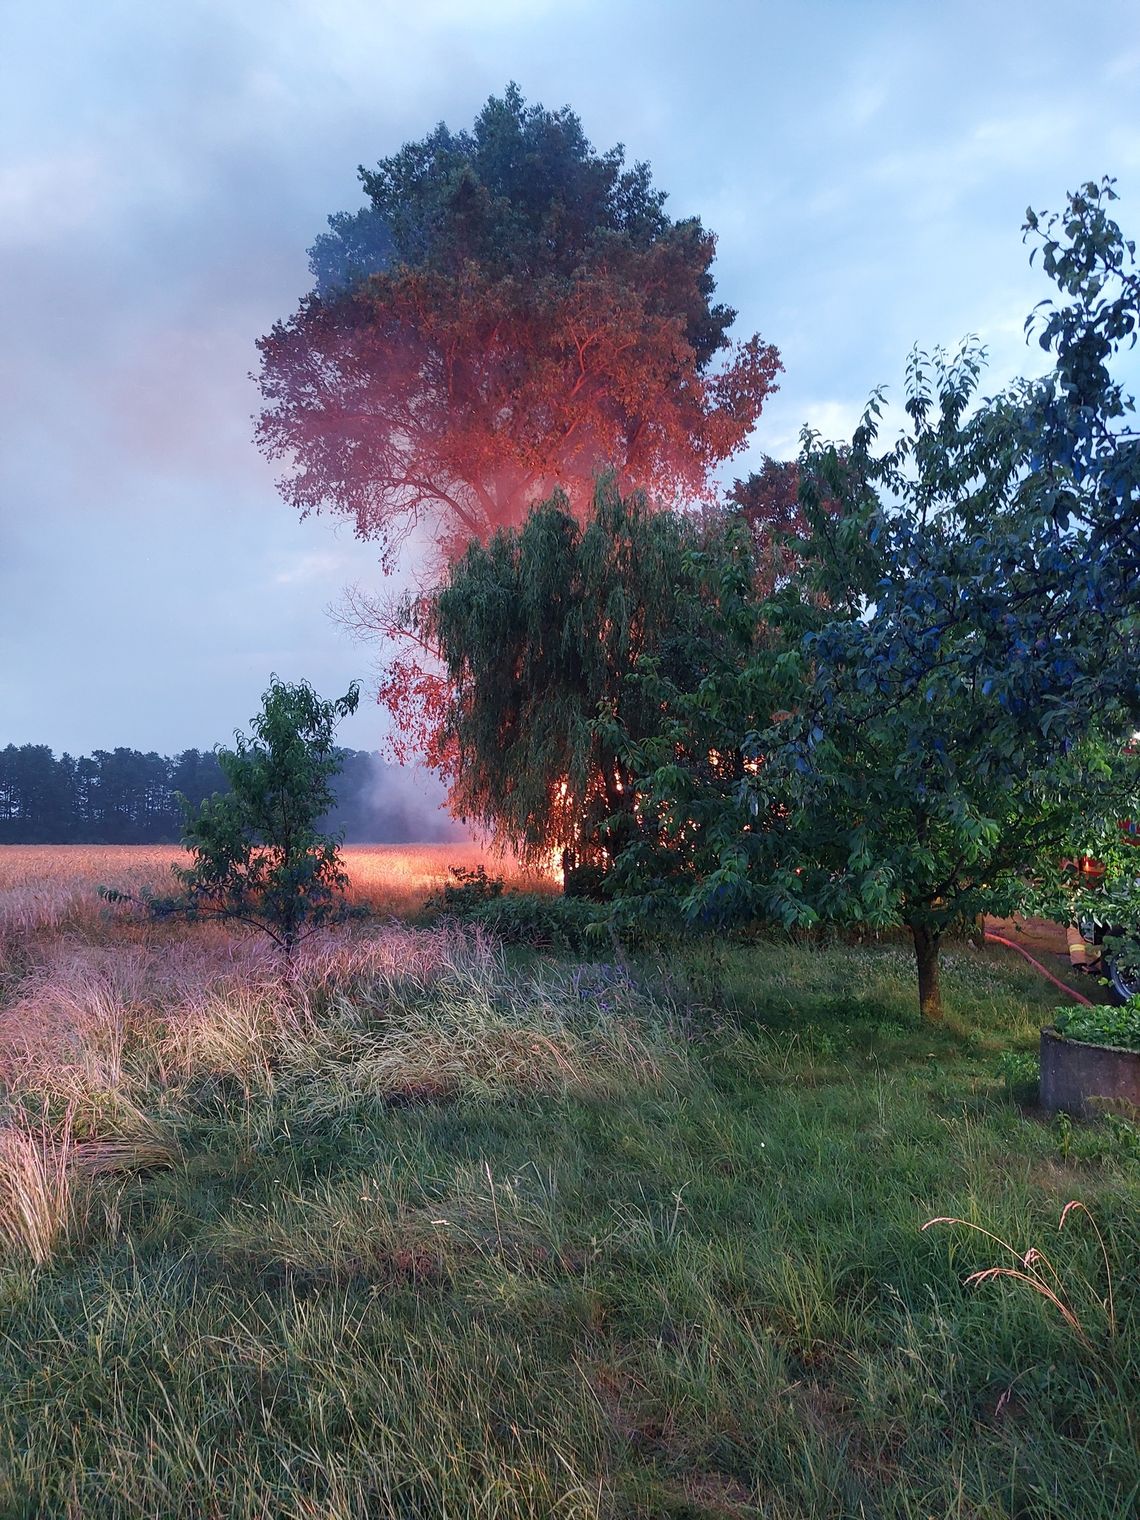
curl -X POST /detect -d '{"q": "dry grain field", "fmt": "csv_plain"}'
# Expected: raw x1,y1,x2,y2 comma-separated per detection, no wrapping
0,841,552,938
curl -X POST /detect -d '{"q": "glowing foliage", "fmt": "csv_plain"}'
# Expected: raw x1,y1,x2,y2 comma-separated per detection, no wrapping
726,457,817,596
255,86,780,567
417,475,759,881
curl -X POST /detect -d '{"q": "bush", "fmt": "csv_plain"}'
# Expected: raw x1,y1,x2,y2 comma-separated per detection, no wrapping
442,891,605,952
997,1049,1040,1105
434,865,505,911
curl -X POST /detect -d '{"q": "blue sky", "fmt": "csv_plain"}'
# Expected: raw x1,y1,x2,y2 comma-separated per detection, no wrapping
3,0,1138,756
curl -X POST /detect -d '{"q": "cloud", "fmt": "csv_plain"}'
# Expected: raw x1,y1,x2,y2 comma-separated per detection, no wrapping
0,149,118,247
3,0,1139,762
271,549,360,587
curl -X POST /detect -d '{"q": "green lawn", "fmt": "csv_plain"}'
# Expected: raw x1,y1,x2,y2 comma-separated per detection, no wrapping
0,927,1135,1518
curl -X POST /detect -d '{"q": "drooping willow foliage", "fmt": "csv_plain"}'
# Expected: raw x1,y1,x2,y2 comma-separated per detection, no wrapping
418,475,760,886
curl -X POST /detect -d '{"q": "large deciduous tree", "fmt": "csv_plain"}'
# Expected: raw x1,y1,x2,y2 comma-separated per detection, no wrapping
757,394,1134,1020
605,183,1140,1018
255,85,780,568
610,332,1135,1020
755,177,1140,1016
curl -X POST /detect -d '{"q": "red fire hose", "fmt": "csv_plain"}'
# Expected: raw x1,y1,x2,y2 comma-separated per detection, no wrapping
983,931,1094,1006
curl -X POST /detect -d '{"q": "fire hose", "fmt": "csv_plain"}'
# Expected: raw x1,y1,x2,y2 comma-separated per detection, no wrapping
983,931,1093,1007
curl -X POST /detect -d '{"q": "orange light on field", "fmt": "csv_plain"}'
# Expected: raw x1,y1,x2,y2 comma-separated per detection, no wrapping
0,843,561,936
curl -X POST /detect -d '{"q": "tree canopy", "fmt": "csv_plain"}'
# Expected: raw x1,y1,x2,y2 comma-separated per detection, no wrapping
418,474,759,887
0,744,227,845
760,396,1132,1019
256,85,780,568
725,458,814,596
809,179,1139,741
108,678,363,958
604,185,1140,1019
0,743,454,845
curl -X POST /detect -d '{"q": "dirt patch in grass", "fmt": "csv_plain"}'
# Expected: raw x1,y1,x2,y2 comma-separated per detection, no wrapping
1028,1156,1095,1197
588,1362,672,1453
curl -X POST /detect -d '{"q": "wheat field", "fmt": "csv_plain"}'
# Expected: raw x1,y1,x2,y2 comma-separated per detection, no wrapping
0,842,555,939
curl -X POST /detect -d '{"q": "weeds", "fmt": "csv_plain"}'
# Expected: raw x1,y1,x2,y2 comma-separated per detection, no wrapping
1052,1106,1140,1165
1054,999,1140,1050
997,1048,1040,1104
0,924,671,1127
923,1200,1116,1351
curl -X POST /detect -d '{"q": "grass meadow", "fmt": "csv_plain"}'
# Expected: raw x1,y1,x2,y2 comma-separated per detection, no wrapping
0,845,1135,1518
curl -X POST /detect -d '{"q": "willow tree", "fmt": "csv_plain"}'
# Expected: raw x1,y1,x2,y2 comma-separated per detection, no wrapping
416,475,758,889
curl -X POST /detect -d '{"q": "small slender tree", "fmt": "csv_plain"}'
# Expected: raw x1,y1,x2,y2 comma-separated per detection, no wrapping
105,678,361,959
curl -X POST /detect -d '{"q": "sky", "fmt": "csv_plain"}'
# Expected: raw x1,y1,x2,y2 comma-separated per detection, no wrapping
3,0,1138,759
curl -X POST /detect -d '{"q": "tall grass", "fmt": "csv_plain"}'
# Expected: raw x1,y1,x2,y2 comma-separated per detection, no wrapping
0,1105,73,1265
0,842,553,938
923,1198,1117,1351
0,919,674,1130
0,849,1135,1516
0,844,183,938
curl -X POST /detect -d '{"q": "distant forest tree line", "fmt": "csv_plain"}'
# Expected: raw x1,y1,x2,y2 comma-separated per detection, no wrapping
0,744,453,845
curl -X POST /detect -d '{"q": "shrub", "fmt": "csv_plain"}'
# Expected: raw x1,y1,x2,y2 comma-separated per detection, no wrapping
438,889,604,952
997,1049,1040,1105
1054,1002,1140,1051
434,865,504,910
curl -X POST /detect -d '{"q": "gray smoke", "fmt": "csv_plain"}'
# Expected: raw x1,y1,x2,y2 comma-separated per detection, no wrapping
329,751,469,844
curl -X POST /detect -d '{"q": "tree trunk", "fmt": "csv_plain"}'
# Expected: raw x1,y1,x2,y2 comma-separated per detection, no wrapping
910,922,943,1021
